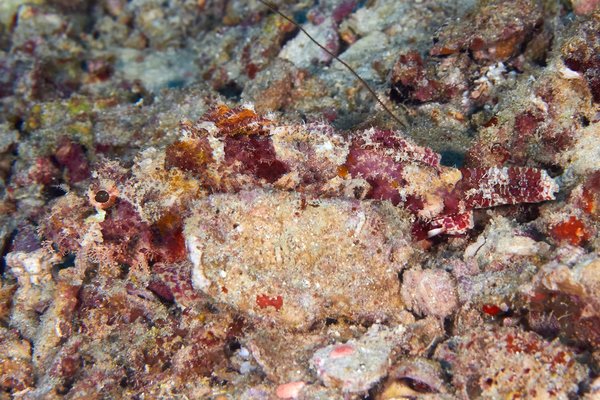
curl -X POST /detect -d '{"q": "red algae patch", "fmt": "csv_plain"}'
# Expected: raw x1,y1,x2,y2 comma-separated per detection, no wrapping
551,216,590,247
256,295,283,311
482,304,501,316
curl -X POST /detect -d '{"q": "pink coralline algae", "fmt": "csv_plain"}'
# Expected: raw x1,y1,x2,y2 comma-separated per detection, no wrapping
54,139,91,184
389,50,469,104
149,262,202,308
170,104,558,239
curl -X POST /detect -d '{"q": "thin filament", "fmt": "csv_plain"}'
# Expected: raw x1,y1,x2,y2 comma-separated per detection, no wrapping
257,0,406,128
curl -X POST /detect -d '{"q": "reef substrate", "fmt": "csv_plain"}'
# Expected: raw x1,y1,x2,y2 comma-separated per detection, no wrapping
2,0,600,398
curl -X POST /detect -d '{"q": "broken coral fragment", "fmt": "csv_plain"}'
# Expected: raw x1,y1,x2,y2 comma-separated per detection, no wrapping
522,249,600,347
400,269,458,319
0,328,33,392
5,249,55,288
455,216,550,306
381,357,449,398
434,326,587,399
278,16,340,70
464,216,551,271
311,325,407,393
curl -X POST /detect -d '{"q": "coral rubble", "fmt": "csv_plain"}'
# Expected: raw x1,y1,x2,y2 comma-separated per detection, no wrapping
434,326,587,399
1,0,600,398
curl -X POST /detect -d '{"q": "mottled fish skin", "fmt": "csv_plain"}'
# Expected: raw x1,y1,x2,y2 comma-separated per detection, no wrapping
168,104,558,238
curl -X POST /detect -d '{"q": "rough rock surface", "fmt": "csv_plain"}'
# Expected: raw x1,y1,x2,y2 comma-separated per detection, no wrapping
400,269,458,319
185,189,413,329
311,325,407,393
434,326,588,399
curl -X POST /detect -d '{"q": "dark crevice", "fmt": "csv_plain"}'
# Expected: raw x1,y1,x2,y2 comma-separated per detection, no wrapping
0,229,17,275
279,27,300,49
439,150,465,168
216,81,243,102
43,183,68,200
56,377,75,395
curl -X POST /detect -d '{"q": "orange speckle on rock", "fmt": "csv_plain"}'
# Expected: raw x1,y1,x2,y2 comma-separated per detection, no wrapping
256,295,283,311
219,107,258,129
530,292,547,302
215,104,231,117
337,164,349,178
494,36,519,59
438,46,458,55
420,239,434,251
506,334,517,353
551,216,589,246
483,116,499,128
582,189,596,214
553,351,567,365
